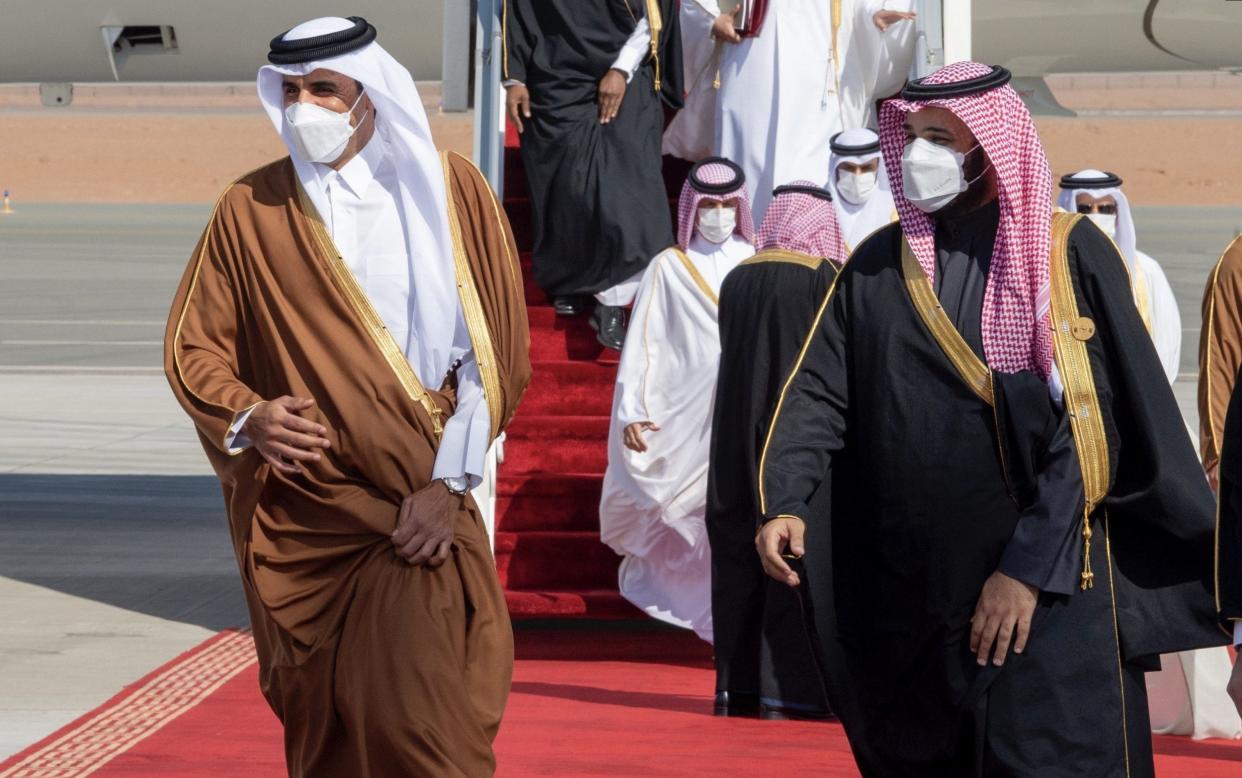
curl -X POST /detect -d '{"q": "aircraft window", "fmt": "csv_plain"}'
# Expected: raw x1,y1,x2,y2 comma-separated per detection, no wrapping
113,26,178,52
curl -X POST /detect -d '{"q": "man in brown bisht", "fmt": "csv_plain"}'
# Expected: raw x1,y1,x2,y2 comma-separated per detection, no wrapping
164,16,529,777
1199,231,1242,490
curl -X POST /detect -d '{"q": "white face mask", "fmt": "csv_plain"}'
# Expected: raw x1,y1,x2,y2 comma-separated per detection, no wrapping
900,137,986,214
284,88,369,165
836,169,877,205
1086,212,1118,238
697,205,737,244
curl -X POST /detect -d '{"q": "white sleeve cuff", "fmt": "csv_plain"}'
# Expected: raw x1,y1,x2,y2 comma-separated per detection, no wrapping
431,359,492,488
1234,621,1242,648
611,17,651,83
502,79,525,88
225,404,260,455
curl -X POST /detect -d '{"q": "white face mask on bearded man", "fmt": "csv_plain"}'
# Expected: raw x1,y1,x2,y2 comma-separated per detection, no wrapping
836,169,878,205
697,205,738,244
285,88,369,164
900,138,989,214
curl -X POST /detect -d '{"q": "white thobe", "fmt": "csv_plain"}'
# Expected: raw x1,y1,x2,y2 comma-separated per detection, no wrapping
599,233,754,642
226,135,490,487
666,0,914,222
1132,250,1182,385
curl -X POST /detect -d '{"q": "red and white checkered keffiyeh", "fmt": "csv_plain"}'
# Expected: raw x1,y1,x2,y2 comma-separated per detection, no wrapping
756,182,847,261
676,161,755,250
880,61,1054,379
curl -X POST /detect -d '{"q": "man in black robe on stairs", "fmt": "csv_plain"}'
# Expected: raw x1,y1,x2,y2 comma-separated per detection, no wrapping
503,0,682,351
707,184,846,721
755,61,1226,776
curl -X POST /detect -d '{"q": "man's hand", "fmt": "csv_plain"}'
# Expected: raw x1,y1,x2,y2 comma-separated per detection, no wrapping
1228,654,1242,718
711,10,742,43
244,396,331,475
391,480,458,567
970,571,1037,667
506,83,532,134
873,9,917,32
623,421,660,453
598,69,627,125
756,517,806,588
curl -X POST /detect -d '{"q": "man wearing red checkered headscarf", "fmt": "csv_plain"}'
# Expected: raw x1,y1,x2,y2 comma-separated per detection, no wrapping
705,180,845,721
753,62,1224,776
600,158,755,643
756,182,848,262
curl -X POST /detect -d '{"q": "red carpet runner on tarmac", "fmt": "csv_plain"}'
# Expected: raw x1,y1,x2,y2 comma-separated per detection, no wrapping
4,629,1240,777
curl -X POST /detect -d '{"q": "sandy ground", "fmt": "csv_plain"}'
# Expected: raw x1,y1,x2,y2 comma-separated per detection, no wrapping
0,76,1239,205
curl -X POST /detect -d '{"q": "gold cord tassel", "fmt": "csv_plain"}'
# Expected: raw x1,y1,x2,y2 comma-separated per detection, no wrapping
646,0,663,92
713,68,721,90
1080,508,1095,590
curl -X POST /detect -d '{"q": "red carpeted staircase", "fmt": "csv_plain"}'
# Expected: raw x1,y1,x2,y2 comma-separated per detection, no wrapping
494,124,689,620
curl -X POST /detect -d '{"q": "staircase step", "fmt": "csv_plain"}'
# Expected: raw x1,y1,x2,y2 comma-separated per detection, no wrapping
504,415,611,474
505,589,640,620
494,530,620,590
521,361,616,416
496,472,603,533
527,307,610,362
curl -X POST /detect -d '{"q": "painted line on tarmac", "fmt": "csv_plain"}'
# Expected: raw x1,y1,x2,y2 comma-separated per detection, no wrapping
0,365,161,375
0,319,164,326
1074,108,1242,118
2,340,160,346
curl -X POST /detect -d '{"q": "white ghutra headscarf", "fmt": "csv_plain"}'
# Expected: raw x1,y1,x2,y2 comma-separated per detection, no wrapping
257,17,458,388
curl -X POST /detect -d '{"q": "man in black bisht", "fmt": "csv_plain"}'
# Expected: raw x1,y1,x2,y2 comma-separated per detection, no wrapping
1212,369,1242,716
707,183,847,721
755,61,1226,776
503,0,682,350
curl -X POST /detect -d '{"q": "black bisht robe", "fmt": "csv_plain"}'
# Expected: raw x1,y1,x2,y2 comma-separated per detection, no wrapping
504,0,683,297
761,212,1226,777
1213,362,1242,636
707,252,841,717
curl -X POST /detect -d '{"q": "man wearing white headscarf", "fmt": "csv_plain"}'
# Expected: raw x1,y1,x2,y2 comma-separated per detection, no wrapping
1058,170,1182,384
827,128,896,253
664,1,916,222
1058,172,1240,741
599,157,755,642
164,17,530,776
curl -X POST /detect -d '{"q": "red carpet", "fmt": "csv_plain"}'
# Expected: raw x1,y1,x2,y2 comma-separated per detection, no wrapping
497,118,695,620
495,122,631,620
4,629,1240,777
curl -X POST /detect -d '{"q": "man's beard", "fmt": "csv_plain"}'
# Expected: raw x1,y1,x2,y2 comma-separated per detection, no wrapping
934,149,995,220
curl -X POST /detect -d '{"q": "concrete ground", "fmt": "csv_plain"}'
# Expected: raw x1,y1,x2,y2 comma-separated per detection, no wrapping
1,202,1238,759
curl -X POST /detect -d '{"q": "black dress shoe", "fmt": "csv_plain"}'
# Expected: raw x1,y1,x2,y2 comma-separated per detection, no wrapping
713,691,760,718
552,295,585,316
589,304,627,351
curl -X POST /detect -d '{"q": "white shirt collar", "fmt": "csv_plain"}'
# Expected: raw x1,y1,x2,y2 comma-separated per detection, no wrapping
320,132,387,198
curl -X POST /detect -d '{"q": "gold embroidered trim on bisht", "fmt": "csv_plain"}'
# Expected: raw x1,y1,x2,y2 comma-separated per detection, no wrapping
1048,211,1110,589
1103,515,1133,778
1202,236,1242,469
294,180,445,438
441,151,506,440
900,238,994,406
672,247,720,306
757,273,844,514
740,249,827,271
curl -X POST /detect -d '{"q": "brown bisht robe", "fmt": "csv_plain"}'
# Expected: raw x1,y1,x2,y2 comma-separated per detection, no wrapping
1198,234,1242,480
164,151,530,777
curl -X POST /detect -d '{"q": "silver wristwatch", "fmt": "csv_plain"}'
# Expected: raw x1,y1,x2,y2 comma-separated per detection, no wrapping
440,476,470,495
